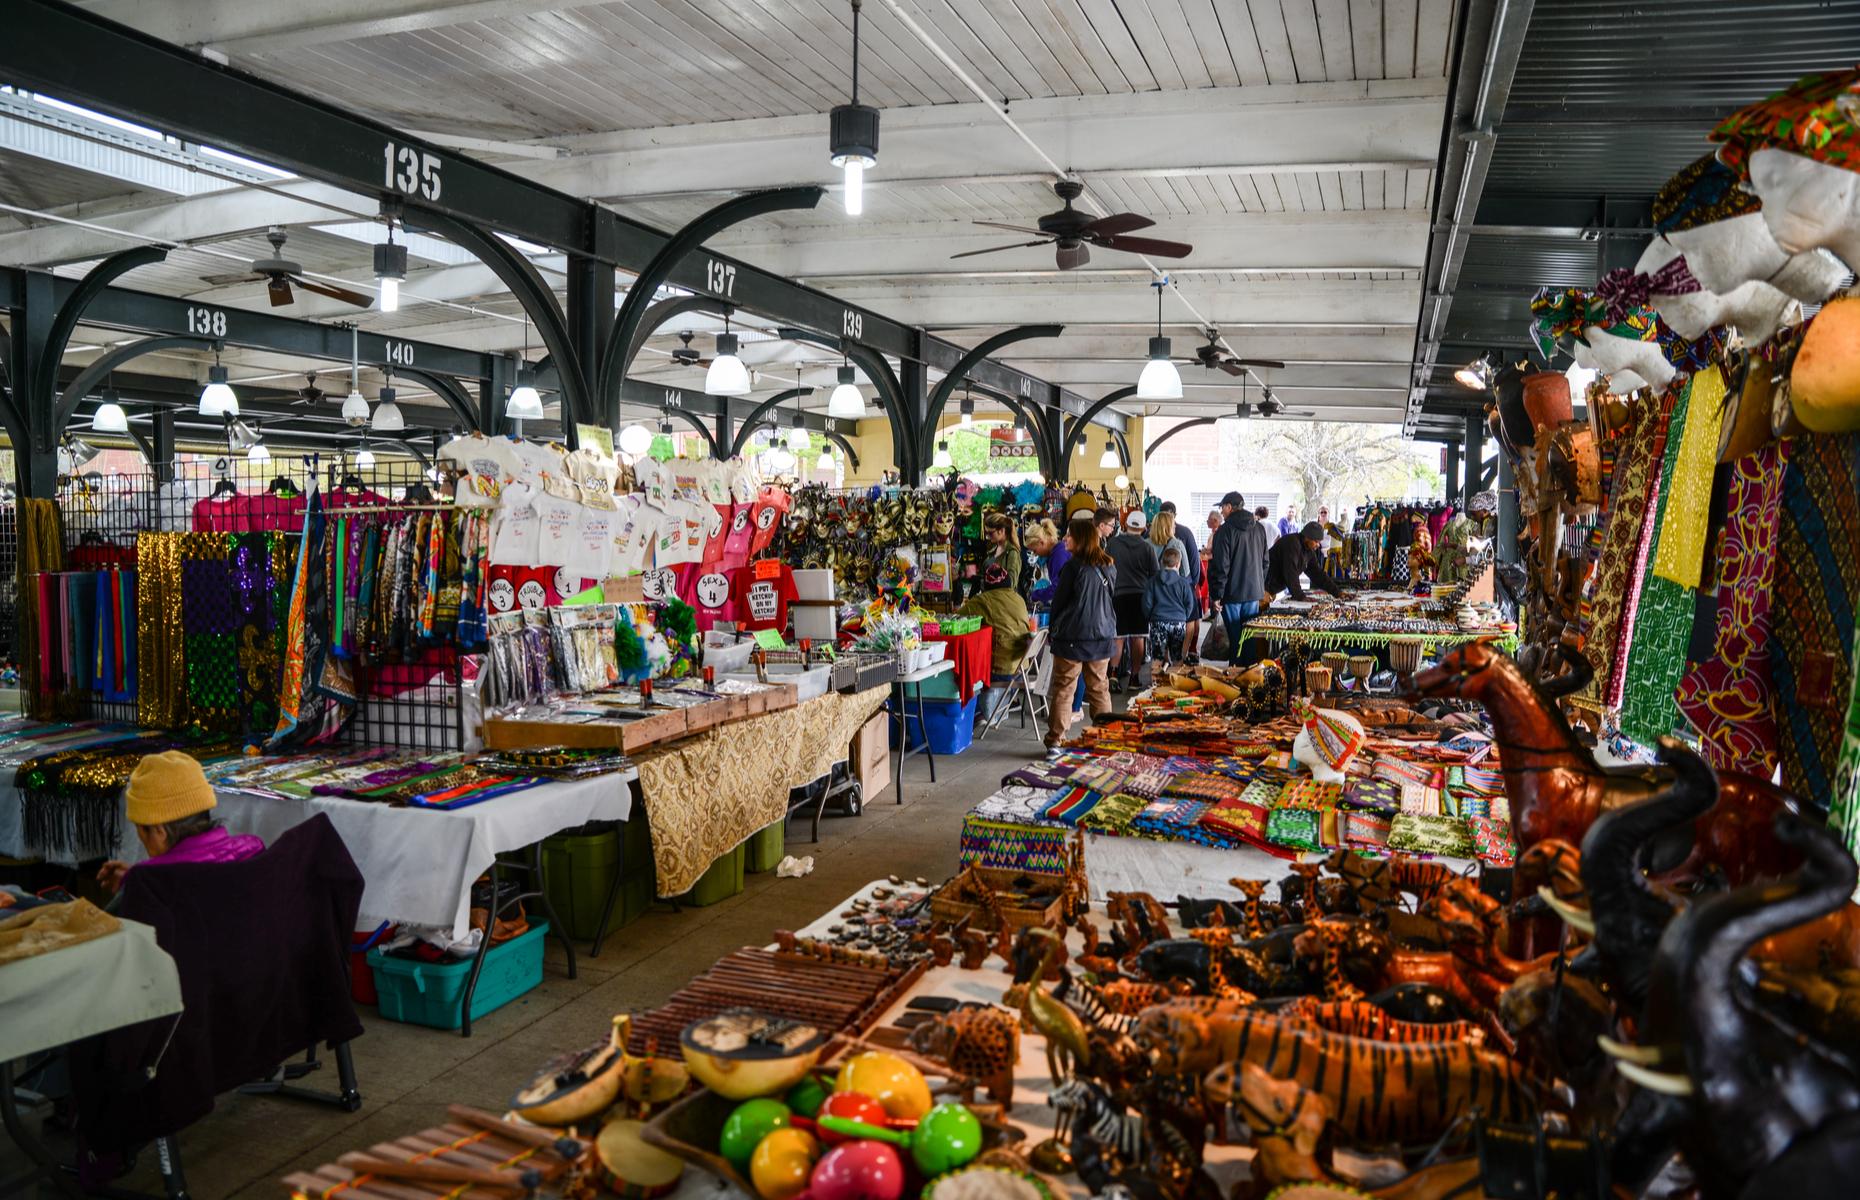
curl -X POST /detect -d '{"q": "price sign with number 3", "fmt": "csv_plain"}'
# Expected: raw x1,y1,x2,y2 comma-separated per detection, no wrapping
642,568,678,602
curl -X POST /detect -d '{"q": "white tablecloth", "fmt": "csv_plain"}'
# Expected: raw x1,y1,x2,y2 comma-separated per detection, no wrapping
0,920,183,1061
210,771,636,938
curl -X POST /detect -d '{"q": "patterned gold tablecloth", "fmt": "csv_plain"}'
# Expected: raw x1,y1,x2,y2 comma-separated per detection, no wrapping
632,686,888,896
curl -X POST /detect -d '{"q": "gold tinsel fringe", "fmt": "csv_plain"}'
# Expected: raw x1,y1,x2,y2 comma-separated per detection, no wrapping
137,533,184,729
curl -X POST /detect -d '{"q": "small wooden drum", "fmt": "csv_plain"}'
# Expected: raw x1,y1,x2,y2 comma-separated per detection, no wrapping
1389,637,1424,676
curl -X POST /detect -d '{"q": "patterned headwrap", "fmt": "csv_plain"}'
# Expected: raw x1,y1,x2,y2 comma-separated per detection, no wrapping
1529,287,1662,361
1713,67,1860,172
1294,699,1364,772
1595,260,1704,325
1654,153,1761,234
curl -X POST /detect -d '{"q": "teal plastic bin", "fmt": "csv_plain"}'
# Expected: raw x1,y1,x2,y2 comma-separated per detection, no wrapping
677,845,744,906
367,921,549,1030
541,826,620,941
745,821,785,874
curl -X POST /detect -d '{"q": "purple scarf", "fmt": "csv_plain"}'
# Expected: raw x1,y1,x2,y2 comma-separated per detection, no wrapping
131,826,266,876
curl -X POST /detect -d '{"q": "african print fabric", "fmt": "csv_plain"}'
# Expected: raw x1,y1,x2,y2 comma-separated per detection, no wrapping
1652,365,1728,590
1579,395,1667,702
1620,380,1701,747
1770,432,1860,806
1676,442,1790,776
1831,636,1860,872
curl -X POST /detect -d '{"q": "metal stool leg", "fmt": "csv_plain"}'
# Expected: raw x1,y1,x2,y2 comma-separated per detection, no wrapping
891,681,905,805
526,843,577,981
458,861,496,1037
917,683,936,783
589,849,627,959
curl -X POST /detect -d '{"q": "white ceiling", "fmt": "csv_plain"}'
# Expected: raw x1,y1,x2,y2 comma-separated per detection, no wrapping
15,0,1456,430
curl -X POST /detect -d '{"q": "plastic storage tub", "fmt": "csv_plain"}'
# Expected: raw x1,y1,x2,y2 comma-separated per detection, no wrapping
349,926,393,1006
745,820,785,873
722,662,833,702
367,921,549,1030
541,825,620,941
676,844,744,906
702,635,756,676
902,696,977,756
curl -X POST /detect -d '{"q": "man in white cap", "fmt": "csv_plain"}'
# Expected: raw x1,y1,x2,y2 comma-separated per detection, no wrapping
1104,509,1160,692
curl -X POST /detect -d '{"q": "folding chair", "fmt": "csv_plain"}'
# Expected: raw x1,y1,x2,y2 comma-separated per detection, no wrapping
977,627,1049,741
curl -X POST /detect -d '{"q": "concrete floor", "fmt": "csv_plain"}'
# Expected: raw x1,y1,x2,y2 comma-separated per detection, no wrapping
100,719,1048,1199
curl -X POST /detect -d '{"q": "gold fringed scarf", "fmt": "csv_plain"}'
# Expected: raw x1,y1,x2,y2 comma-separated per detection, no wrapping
137,533,185,729
19,499,71,720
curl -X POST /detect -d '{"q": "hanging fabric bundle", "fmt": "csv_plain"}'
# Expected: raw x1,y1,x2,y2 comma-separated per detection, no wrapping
20,499,72,719
137,533,185,729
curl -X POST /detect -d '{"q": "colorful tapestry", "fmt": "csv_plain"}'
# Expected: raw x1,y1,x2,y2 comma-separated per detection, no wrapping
1619,382,1700,746
1651,366,1728,589
959,816,1069,874
1832,635,1860,869
1043,786,1104,826
1595,394,1679,707
1676,442,1790,776
1077,791,1148,836
1198,799,1271,846
1387,812,1477,859
1278,778,1343,810
1265,805,1324,852
1770,432,1860,806
1342,809,1392,850
1340,777,1401,812
1468,817,1516,867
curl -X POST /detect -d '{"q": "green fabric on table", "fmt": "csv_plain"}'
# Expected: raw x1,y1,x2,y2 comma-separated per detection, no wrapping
1387,812,1476,858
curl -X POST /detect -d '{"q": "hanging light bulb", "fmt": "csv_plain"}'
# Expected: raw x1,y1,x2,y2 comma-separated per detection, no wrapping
506,370,545,422
619,422,654,457
1114,473,1129,490
933,439,953,470
705,312,752,396
91,390,129,434
827,363,866,418
198,346,238,416
1099,438,1119,469
785,411,810,453
356,445,377,469
1136,278,1182,400
765,444,796,473
828,0,878,217
374,219,407,314
372,383,406,432
959,393,974,426
247,429,271,463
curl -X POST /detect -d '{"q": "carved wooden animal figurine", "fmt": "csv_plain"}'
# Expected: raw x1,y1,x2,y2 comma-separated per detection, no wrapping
1602,813,1860,1199
1139,1001,1533,1142
908,1005,1020,1106
1016,928,1091,1086
1275,995,1485,1047
1410,642,1805,880
1232,878,1268,939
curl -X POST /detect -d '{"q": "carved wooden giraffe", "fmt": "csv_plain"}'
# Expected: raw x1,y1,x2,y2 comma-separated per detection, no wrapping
1289,863,1323,916
1314,922,1365,1002
1232,879,1267,940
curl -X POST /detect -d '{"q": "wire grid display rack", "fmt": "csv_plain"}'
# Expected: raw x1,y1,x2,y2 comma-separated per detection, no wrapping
55,452,467,750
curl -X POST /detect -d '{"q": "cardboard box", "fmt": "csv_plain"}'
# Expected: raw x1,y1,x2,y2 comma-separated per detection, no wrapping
851,710,890,799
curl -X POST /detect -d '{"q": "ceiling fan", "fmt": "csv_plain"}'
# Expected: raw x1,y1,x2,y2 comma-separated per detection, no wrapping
950,180,1193,271
670,330,714,369
290,372,326,406
1188,330,1284,375
215,226,373,309
1234,375,1313,420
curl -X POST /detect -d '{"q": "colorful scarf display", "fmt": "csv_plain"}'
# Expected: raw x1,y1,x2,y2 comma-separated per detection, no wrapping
1770,432,1860,805
1651,366,1729,590
1677,443,1791,776
1619,382,1700,746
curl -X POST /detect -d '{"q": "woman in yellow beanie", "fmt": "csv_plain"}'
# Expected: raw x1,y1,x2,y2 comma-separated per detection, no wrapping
95,751,265,896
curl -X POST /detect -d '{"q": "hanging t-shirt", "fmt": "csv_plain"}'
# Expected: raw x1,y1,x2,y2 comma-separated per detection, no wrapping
721,503,756,568
510,440,568,487
192,493,247,533
700,504,730,570
491,481,542,565
487,563,555,613
533,477,582,567
748,487,789,557
568,491,617,587
244,491,308,533
729,560,797,632
612,497,659,576
689,568,735,631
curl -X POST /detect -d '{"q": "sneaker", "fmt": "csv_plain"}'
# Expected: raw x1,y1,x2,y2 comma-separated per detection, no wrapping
1109,675,1125,694
1185,654,1200,667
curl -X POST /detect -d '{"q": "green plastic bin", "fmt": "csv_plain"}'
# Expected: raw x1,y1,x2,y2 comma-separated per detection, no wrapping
617,817,657,929
366,921,549,1030
677,844,744,906
541,826,620,941
744,821,785,874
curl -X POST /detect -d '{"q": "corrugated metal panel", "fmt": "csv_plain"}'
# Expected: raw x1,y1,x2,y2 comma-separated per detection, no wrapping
0,147,140,211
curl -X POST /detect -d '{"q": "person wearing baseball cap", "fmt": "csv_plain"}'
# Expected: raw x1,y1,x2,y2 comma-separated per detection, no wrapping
1265,521,1345,601
95,751,265,900
1207,492,1269,663
1103,509,1160,691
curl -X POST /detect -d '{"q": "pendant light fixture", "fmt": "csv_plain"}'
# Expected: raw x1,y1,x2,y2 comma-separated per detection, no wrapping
618,419,654,457
507,319,546,423
933,439,953,470
705,310,752,396
341,328,369,424
1135,278,1182,400
1099,437,1119,469
959,391,974,427
785,368,811,451
827,357,866,418
1455,353,1495,390
198,344,238,417
659,412,675,436
374,212,408,314
372,373,406,432
92,386,128,434
246,419,271,462
356,443,376,469
829,0,878,217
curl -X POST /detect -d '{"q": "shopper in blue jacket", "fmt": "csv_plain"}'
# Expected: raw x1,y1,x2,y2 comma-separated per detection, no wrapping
1142,546,1197,674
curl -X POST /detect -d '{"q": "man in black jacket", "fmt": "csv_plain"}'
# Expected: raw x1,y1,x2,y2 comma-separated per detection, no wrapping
1265,521,1345,600
1205,491,1269,664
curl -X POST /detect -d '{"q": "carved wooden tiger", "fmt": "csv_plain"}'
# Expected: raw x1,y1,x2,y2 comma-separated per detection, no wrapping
1275,996,1486,1047
1136,1001,1532,1143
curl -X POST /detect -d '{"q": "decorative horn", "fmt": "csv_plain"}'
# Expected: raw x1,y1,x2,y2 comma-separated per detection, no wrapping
1613,1059,1696,1096
1538,643,1595,700
1597,1034,1665,1065
1538,886,1596,935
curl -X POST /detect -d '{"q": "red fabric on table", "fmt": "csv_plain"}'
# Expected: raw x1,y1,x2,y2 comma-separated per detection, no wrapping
928,627,993,700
